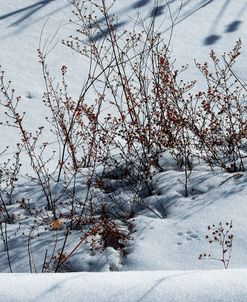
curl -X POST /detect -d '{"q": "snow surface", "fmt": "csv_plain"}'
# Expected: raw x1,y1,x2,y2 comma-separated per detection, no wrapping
1,270,247,302
1,0,247,301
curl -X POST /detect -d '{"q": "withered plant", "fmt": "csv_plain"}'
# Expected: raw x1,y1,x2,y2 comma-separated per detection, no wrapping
0,145,22,223
199,221,233,269
65,0,196,198
0,69,59,215
192,39,247,172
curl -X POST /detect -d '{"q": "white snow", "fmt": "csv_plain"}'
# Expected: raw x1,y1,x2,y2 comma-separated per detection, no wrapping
1,269,247,302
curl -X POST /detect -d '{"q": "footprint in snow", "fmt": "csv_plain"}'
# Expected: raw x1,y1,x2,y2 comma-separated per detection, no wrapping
176,230,201,245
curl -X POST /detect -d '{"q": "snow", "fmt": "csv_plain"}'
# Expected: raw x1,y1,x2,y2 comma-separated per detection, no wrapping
1,0,247,301
1,270,247,302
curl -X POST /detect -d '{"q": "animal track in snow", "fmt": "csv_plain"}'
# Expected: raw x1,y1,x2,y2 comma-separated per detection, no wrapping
176,230,201,245
190,234,199,239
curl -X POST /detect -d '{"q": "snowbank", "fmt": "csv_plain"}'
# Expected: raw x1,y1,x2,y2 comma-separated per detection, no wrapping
0,269,246,302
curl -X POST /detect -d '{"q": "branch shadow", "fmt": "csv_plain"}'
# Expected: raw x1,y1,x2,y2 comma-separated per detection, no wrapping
2,0,247,47
0,0,56,26
132,0,152,9
203,0,247,45
225,20,242,33
88,21,127,43
203,34,221,46
136,271,196,302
